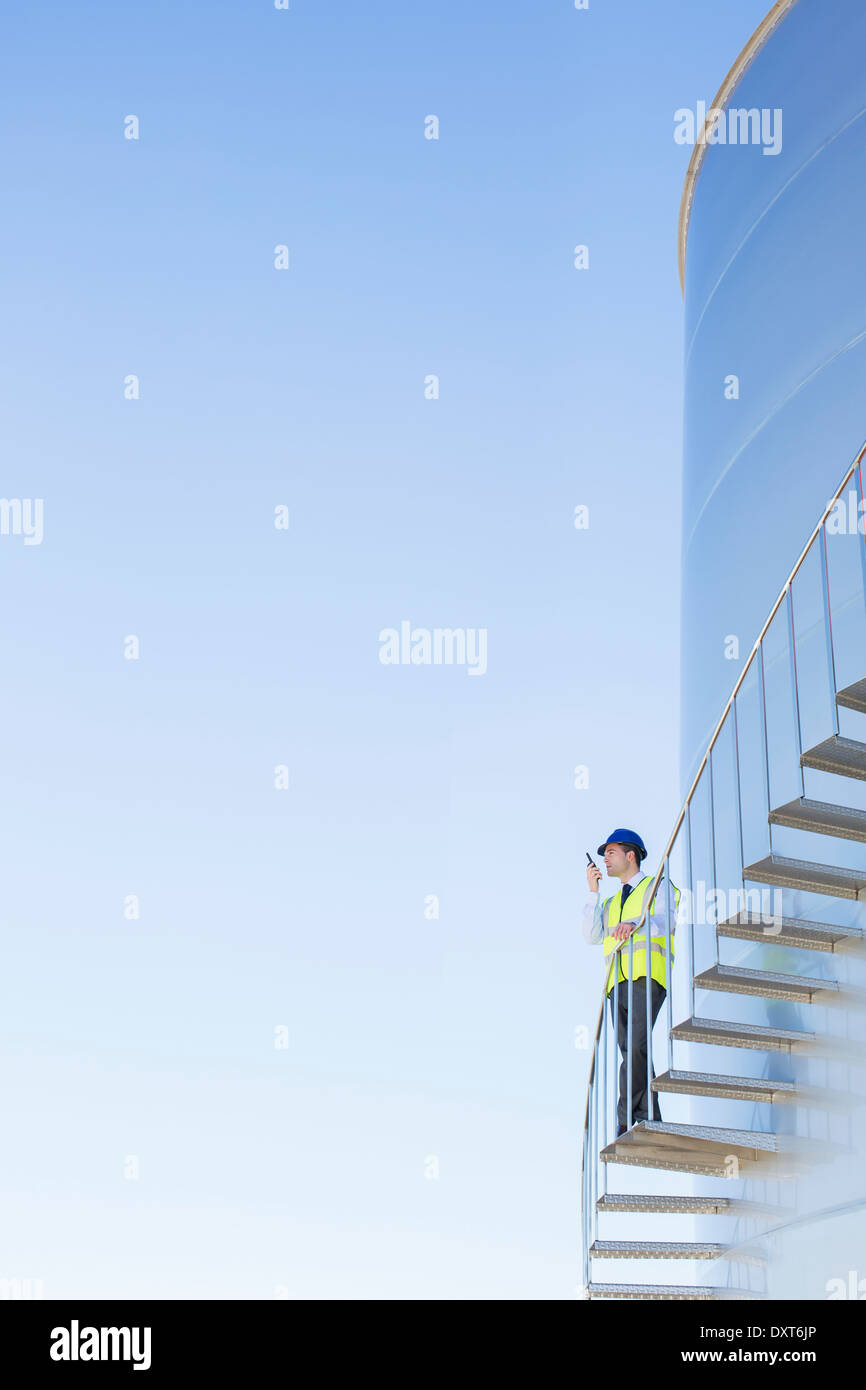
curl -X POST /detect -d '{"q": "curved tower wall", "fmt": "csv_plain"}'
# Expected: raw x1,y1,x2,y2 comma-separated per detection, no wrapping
683,0,866,788
681,0,866,1298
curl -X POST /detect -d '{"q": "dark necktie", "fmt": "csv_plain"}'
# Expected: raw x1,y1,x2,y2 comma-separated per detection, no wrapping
620,883,633,917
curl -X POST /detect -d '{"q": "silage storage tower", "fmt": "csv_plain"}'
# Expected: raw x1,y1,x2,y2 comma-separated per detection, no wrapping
583,0,866,1299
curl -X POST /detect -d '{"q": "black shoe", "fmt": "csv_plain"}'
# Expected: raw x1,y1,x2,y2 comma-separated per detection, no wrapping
616,1123,627,1138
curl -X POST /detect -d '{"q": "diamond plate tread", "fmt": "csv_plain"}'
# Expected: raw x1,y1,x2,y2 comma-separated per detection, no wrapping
640,1121,779,1151
718,912,865,952
694,964,839,1003
743,853,866,900
769,796,866,842
801,734,866,780
599,1149,797,1178
599,1119,812,1178
651,1069,798,1103
837,679,866,714
596,1194,783,1216
590,1240,728,1260
671,1015,815,1053
587,1283,764,1301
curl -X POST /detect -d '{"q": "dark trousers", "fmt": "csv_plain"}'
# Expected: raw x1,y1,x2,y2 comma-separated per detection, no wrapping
607,976,666,1128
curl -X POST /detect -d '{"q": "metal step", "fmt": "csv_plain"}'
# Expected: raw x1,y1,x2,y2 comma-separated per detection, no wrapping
801,734,866,781
743,853,866,900
641,1120,778,1149
672,1015,866,1068
590,1239,728,1260
596,1193,781,1216
600,1119,812,1179
587,1283,764,1300
838,679,866,714
671,1015,816,1054
769,796,866,843
694,963,839,1005
651,1068,798,1103
718,911,865,953
651,1067,854,1112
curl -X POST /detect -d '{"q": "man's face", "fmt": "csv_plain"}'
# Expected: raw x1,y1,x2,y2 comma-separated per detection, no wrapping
603,843,632,877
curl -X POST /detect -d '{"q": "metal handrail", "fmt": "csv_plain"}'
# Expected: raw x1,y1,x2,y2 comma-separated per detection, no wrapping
637,440,866,934
579,439,866,1296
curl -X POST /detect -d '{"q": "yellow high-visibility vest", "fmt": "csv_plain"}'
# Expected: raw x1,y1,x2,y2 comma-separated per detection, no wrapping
602,874,680,996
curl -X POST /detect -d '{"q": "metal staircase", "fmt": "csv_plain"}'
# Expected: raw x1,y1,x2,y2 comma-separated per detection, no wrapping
580,445,866,1300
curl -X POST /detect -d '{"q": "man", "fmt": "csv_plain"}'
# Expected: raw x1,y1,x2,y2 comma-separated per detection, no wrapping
583,829,679,1138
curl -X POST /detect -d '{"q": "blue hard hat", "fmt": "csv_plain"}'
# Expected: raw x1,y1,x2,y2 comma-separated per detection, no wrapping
597,829,647,861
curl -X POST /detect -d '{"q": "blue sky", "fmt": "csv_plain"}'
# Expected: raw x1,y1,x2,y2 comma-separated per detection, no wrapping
0,0,773,1298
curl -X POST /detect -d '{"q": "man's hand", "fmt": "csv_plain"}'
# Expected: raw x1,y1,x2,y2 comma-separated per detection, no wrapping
611,920,639,942
586,863,602,893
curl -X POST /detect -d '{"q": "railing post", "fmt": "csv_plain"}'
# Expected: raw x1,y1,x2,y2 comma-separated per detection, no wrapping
759,639,773,856
732,695,746,890
686,801,695,1023
787,584,806,798
646,886,652,1126
612,951,620,1139
665,851,674,1080
601,984,609,1196
708,744,718,968
590,1037,598,1253
626,931,634,1131
858,458,866,632
818,522,840,738
581,1123,588,1295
